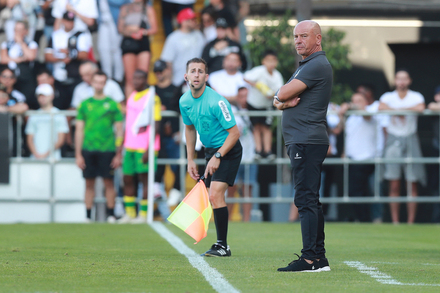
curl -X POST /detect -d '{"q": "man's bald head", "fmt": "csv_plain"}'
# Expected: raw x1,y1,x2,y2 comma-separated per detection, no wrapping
296,20,321,36
293,20,323,59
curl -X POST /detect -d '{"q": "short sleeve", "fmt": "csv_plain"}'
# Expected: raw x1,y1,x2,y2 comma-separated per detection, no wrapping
214,98,236,130
25,117,36,135
56,115,69,133
179,102,192,126
29,41,38,50
379,93,395,106
76,102,85,121
414,92,425,104
160,35,176,63
77,33,92,52
294,61,322,88
113,102,123,122
154,95,162,121
244,67,262,83
107,80,124,103
1,41,7,50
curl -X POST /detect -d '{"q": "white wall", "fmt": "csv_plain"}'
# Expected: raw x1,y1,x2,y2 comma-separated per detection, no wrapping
0,162,86,223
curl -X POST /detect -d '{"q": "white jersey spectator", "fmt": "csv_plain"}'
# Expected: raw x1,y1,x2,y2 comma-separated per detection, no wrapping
379,89,424,137
244,65,283,109
45,27,92,82
52,0,98,32
71,78,124,108
209,69,247,101
345,109,378,160
208,52,246,104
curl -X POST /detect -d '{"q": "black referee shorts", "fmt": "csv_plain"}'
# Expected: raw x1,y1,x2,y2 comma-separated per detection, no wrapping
204,141,242,188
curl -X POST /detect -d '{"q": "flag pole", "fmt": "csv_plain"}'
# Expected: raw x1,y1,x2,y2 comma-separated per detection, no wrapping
147,86,156,224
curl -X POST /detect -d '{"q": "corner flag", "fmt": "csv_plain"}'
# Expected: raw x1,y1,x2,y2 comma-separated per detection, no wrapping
167,179,212,244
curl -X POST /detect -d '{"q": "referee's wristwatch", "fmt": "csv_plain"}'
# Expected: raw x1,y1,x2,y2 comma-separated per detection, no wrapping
274,95,283,103
214,152,222,160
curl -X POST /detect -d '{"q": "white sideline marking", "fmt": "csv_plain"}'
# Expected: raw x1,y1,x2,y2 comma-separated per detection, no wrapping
344,261,440,287
370,261,440,266
151,222,240,293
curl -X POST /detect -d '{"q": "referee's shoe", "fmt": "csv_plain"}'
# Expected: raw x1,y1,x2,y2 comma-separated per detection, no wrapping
201,243,231,257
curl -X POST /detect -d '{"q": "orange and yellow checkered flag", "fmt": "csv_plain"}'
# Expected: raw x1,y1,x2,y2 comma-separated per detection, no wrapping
167,179,212,244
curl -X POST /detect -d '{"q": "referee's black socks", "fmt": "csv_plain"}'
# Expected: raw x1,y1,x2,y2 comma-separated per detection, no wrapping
214,206,229,247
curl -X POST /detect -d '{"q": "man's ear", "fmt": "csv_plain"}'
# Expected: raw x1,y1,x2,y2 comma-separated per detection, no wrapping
184,74,188,81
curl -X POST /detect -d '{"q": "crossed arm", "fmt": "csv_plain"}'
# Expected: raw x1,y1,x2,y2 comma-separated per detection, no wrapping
273,79,307,110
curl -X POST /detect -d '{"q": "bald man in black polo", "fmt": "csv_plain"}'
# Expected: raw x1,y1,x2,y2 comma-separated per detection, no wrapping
274,20,333,272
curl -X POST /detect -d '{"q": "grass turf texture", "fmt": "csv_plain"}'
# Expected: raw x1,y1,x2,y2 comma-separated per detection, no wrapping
1,223,439,293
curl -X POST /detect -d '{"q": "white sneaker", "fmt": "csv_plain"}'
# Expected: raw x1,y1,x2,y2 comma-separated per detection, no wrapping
117,214,134,224
167,188,182,206
107,215,116,224
85,218,92,224
131,215,147,224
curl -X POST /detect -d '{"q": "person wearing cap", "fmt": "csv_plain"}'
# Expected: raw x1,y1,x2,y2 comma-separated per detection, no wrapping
45,11,92,110
52,0,98,32
160,8,205,87
153,59,182,206
201,17,246,74
25,84,69,160
161,0,195,37
118,0,158,97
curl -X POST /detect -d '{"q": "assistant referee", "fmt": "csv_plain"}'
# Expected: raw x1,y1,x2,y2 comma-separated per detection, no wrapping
274,20,333,272
180,57,242,257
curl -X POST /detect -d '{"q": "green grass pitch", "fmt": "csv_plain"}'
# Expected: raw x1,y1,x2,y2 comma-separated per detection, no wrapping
1,222,439,292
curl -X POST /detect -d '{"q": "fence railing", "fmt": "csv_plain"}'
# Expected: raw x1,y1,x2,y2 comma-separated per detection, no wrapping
1,108,440,222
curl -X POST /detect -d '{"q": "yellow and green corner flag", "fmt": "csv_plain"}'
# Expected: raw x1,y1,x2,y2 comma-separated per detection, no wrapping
167,179,212,243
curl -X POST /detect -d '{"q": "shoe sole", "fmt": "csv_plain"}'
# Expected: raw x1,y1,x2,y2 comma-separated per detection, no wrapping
320,266,331,272
203,253,231,257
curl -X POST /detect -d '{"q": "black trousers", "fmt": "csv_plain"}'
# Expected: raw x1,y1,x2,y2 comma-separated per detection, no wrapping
287,143,328,260
348,163,375,222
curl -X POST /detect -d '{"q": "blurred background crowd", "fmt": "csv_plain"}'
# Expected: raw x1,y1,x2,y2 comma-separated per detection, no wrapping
1,0,440,224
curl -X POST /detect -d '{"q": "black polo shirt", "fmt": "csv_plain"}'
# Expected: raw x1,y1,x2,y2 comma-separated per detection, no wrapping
281,51,333,145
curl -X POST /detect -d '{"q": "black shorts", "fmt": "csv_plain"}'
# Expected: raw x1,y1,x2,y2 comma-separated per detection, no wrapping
82,150,115,179
121,36,151,55
204,141,242,188
247,103,274,127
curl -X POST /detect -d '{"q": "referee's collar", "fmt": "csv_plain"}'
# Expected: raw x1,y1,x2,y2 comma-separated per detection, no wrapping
299,51,326,65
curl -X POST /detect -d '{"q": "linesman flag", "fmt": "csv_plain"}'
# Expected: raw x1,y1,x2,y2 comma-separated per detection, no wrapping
167,178,212,243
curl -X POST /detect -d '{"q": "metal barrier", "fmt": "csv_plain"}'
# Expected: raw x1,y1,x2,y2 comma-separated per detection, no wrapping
1,109,440,222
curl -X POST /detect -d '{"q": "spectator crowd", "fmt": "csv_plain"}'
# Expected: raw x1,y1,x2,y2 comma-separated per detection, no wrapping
0,0,439,224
